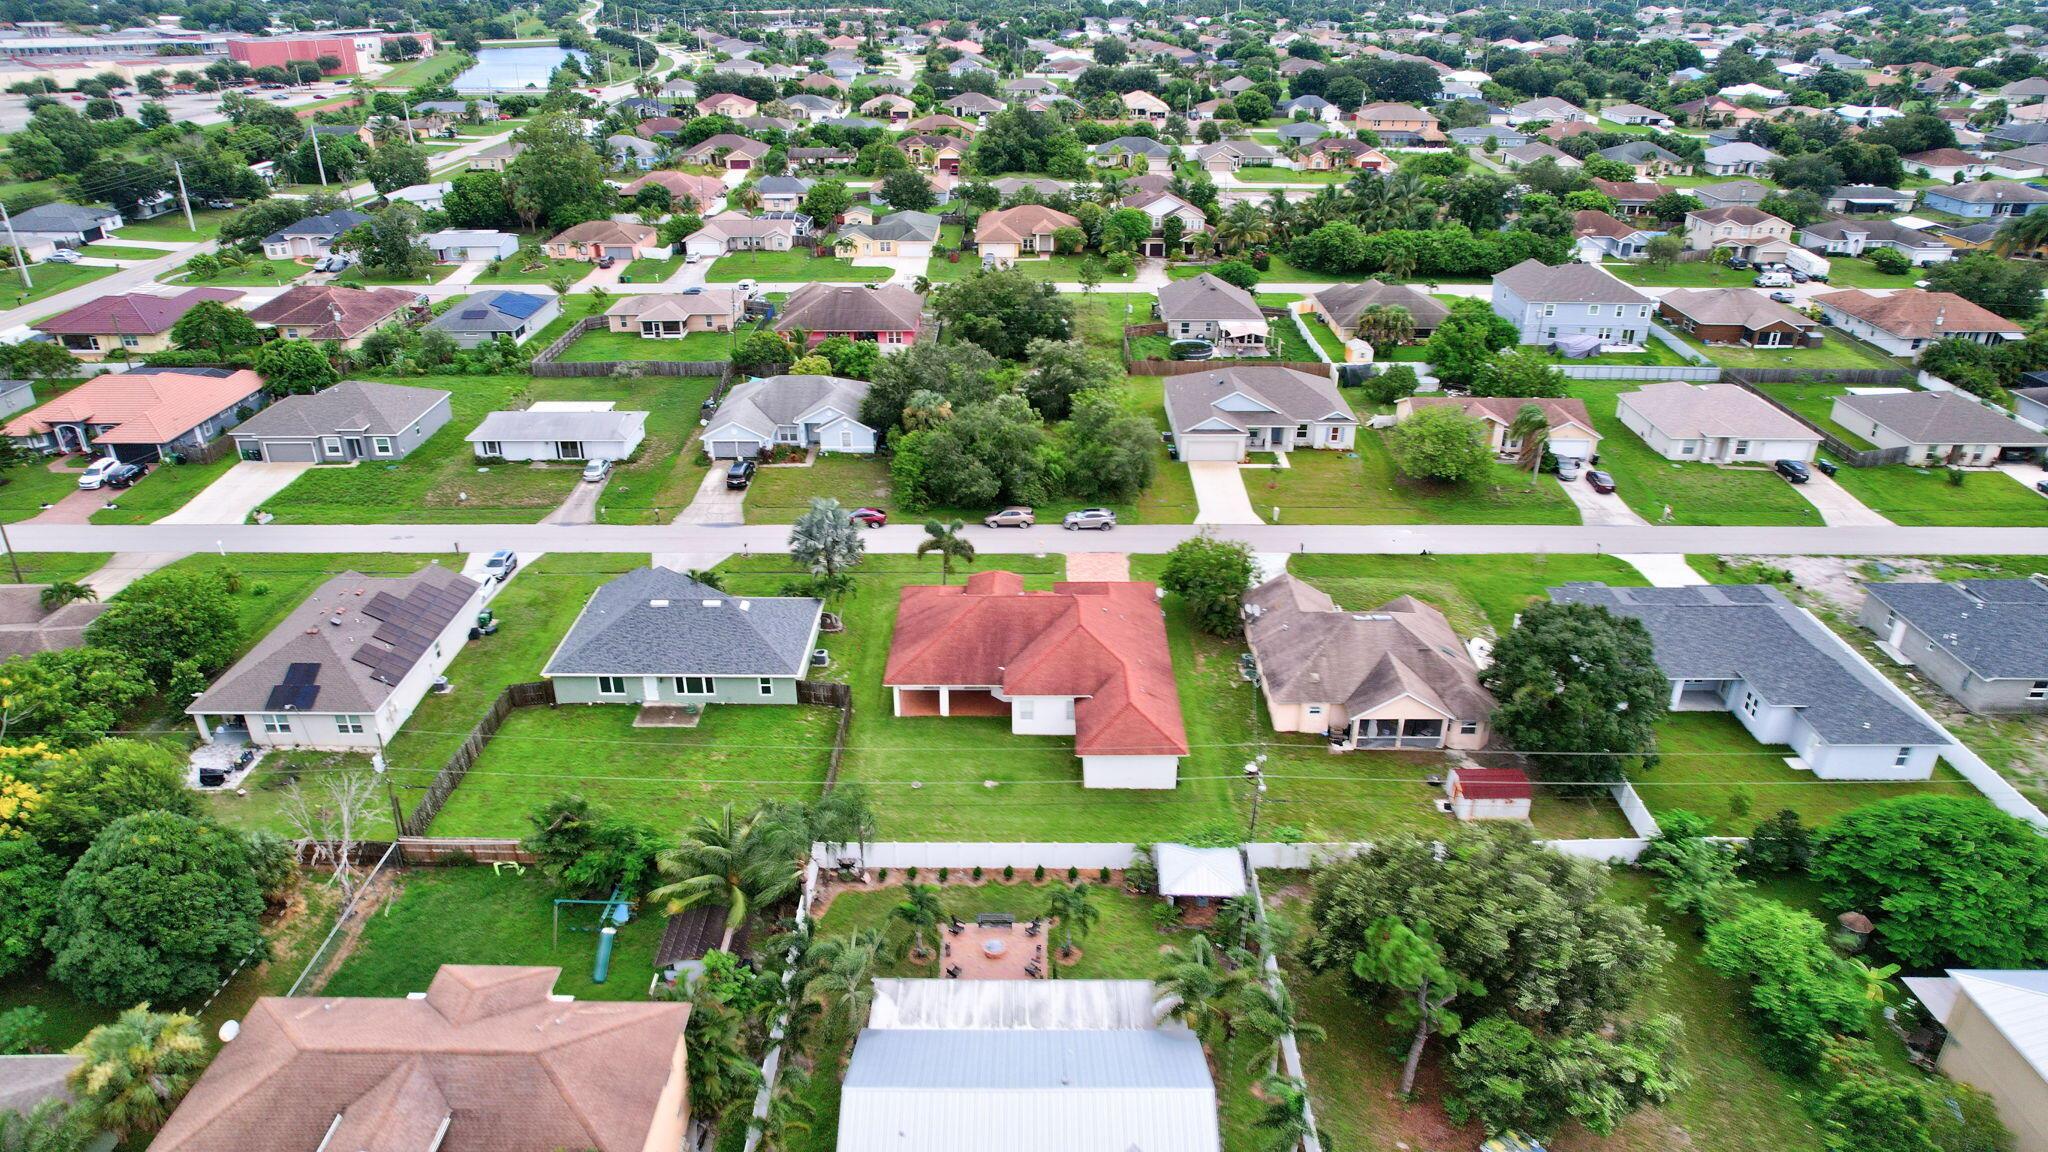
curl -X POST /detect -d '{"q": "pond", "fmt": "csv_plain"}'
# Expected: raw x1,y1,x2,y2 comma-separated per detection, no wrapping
453,46,590,93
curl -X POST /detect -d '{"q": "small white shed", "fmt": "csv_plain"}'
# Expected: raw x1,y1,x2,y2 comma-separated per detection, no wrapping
1154,844,1246,911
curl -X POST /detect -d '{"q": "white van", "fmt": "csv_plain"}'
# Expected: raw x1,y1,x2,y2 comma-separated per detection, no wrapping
1755,270,1793,288
77,457,120,489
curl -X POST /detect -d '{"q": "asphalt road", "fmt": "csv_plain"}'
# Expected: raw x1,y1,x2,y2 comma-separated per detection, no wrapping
7,520,2048,558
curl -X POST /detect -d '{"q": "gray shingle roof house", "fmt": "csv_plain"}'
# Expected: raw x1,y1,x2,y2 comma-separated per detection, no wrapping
542,568,822,707
1243,574,1495,750
1164,366,1356,461
1490,258,1654,345
1550,583,1949,779
1829,391,2048,466
230,380,452,465
703,374,874,459
425,290,561,348
467,406,648,463
1308,280,1450,338
9,202,122,243
186,565,483,750
838,980,1217,1152
1860,578,2048,715
1156,273,1269,355
261,209,371,260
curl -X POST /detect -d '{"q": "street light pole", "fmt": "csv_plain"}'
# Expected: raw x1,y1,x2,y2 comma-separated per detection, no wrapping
1243,756,1267,841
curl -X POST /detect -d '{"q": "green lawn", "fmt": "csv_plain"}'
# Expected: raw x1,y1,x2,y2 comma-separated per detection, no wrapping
472,251,593,284
1233,165,1349,183
162,261,304,288
88,449,239,524
0,552,110,584
556,326,737,362
1383,338,1694,368
622,255,684,283
1167,255,1354,284
1251,433,1582,526
371,52,471,89
2,261,115,307
1605,258,1916,291
114,210,234,242
1639,710,1972,836
705,249,891,282
257,373,712,524
0,455,95,524
1827,464,2048,527
333,262,456,287
1749,381,1885,450
924,250,1137,284
320,867,662,1000
80,243,176,261
431,701,835,836
1286,552,1650,635
1681,331,1904,371
1129,307,1321,364
1568,381,1825,526
1300,310,1349,359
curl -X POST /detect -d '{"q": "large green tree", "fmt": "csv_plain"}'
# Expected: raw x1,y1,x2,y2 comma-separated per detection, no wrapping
1062,389,1156,503
441,170,512,230
85,569,241,694
860,341,1003,443
1391,404,1492,483
1021,338,1115,421
928,269,1073,360
0,838,62,979
1811,795,2048,969
1446,1013,1685,1139
169,300,260,357
27,740,200,856
47,812,266,1006
1158,534,1259,637
1482,601,1669,785
502,110,609,229
1700,896,1871,1073
336,204,431,278
251,338,340,395
365,141,430,194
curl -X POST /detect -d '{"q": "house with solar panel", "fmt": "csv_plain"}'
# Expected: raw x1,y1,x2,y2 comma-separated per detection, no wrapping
186,565,484,751
425,290,561,348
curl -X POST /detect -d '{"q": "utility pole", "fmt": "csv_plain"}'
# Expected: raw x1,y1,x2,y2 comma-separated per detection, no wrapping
1243,756,1268,841
309,123,329,186
0,202,32,292
0,520,22,584
172,158,195,232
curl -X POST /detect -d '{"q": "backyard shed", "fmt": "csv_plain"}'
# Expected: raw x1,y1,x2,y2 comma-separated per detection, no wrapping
1445,766,1534,821
1153,843,1246,907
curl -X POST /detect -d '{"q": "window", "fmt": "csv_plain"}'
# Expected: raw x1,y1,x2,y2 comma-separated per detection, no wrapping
1734,440,1751,456
478,440,501,456
2030,681,2047,700
1894,746,1912,767
1741,691,1759,718
336,715,364,734
676,676,712,695
322,436,343,455
597,675,626,696
758,677,775,697
1306,705,1323,716
1587,305,1602,317
1638,306,1650,319
120,334,140,348
260,714,291,734
1016,699,1035,720
371,437,393,456
1459,721,1479,735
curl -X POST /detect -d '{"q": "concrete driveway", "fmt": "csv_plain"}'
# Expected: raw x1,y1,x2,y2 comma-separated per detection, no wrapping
1556,473,1646,526
1995,460,2048,500
158,461,313,525
575,261,628,290
1188,462,1260,525
849,253,931,285
674,465,746,525
442,261,490,287
28,487,107,524
1790,470,1893,526
545,475,608,525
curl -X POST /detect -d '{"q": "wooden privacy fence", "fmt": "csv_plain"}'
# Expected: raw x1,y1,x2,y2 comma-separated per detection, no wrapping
527,314,736,379
1724,374,1912,467
796,681,855,788
1726,366,1907,385
401,680,555,836
1122,321,1335,378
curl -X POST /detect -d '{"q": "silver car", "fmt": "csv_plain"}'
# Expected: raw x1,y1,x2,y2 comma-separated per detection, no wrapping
581,458,612,483
983,506,1035,528
1062,508,1116,531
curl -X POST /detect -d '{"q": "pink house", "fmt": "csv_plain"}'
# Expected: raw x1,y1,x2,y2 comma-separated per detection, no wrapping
772,283,923,351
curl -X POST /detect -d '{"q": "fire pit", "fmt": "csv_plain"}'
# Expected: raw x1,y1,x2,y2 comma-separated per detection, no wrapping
982,939,1007,958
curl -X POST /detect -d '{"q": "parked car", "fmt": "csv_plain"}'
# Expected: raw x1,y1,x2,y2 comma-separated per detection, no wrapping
1726,257,1751,270
1062,508,1116,531
483,550,519,580
595,255,616,269
43,248,81,264
735,278,759,299
103,461,149,488
1768,290,1797,304
1584,469,1616,494
580,458,612,483
313,254,354,273
983,506,1035,528
849,506,887,528
2037,478,2048,496
1555,456,1583,481
1788,269,1810,284
76,457,120,489
725,459,756,489
1774,458,1811,484
1755,271,1793,288
204,198,236,210
1815,457,1839,477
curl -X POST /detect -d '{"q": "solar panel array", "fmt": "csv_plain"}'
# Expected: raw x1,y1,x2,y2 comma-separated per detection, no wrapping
494,292,548,320
264,661,323,711
350,578,472,687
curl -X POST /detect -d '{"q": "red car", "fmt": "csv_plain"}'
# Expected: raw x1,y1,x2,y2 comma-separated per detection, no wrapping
848,507,888,528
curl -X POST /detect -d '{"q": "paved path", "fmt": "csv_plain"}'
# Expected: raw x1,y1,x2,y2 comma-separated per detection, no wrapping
673,466,745,525
1555,473,1646,526
442,260,490,287
1066,552,1131,581
1188,462,1261,525
12,521,2046,558
158,461,312,525
1790,470,1894,527
82,551,186,596
1617,553,1707,587
544,475,607,525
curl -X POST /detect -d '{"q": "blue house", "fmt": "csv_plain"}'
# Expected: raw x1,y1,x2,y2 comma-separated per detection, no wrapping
1920,181,2048,218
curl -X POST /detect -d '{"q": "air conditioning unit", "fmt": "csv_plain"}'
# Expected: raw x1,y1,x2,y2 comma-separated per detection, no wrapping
811,649,830,668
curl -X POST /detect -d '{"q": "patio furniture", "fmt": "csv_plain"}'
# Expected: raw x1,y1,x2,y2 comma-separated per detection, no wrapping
976,913,1014,928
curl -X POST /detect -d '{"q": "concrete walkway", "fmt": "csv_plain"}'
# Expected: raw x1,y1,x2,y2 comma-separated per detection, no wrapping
1618,553,1708,587
158,461,313,525
1188,462,1261,524
674,466,745,526
1790,471,1894,527
82,551,186,597
1066,552,1131,581
1556,473,1647,526
442,261,490,287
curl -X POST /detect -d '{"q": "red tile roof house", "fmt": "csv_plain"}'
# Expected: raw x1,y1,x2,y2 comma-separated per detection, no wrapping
245,284,416,349
543,220,663,263
32,287,242,360
2,367,269,463
772,282,924,352
883,571,1189,789
619,171,727,213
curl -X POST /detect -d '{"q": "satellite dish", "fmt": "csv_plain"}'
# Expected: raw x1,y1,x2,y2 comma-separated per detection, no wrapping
218,1020,240,1043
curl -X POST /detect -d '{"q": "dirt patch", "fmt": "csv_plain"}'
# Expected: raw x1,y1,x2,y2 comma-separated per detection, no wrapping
291,867,401,995
1707,554,1939,616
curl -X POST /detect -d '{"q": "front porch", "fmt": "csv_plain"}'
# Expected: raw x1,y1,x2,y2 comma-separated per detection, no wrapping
1334,716,1447,750
1671,678,1733,711
892,686,1011,718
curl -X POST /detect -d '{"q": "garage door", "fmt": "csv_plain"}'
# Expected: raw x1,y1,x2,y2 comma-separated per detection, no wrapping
1177,435,1241,462
707,440,754,459
263,441,318,463
604,245,635,261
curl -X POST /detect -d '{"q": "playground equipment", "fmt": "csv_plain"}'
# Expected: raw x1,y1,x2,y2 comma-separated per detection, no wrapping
552,889,634,983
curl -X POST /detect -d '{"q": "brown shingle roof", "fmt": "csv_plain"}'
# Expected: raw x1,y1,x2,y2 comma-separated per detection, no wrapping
547,219,657,247
1244,575,1495,721
1815,289,2024,338
773,282,923,335
245,284,415,340
973,204,1079,246
149,966,689,1152
1658,287,1817,332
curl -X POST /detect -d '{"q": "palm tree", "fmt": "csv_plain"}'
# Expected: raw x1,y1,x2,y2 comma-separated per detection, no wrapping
1357,304,1414,352
648,804,801,952
1239,982,1327,1076
633,73,660,100
65,1006,206,1141
1262,189,1296,242
755,1064,816,1151
0,1099,91,1152
806,928,890,1033
1508,403,1550,476
1251,1075,1323,1152
1094,171,1129,204
917,519,975,584
687,567,726,589
1994,210,2048,257
891,882,946,960
1043,881,1099,957
1154,935,1250,1042
1850,957,1901,1004
1381,244,1418,282
1301,185,1345,230
1215,201,1269,255
731,183,762,213
37,581,95,612
682,992,762,1144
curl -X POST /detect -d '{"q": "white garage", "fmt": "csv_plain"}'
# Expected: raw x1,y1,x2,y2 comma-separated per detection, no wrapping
1173,432,1245,462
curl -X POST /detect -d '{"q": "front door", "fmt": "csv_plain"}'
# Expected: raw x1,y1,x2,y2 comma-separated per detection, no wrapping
344,436,364,459
557,441,584,459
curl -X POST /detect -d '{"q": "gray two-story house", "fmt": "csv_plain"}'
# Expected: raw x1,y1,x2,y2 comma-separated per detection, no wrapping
543,568,822,708
1861,578,2048,715
1490,258,1656,346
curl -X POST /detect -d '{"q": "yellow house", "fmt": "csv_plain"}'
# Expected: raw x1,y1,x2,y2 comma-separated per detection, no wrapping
1909,970,2048,1152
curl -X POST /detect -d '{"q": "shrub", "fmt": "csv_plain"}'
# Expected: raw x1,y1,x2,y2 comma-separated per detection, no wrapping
1701,896,1869,1073
1868,247,1911,276
937,867,949,882
1034,864,1046,882
972,866,983,881
1002,865,1014,881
